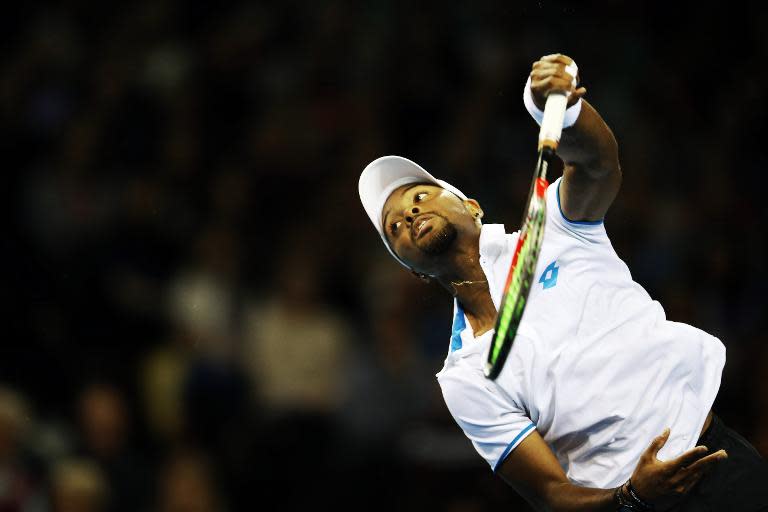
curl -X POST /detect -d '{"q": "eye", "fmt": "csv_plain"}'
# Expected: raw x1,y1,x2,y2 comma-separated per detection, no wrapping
390,221,402,235
414,192,428,203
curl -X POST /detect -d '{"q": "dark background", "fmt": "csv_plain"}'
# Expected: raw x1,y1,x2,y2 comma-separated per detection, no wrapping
5,1,768,511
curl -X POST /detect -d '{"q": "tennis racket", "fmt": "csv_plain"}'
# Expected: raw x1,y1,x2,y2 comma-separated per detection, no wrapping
484,91,569,380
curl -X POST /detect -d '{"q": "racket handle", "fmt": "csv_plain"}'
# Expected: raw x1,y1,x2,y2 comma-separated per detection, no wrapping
538,92,568,150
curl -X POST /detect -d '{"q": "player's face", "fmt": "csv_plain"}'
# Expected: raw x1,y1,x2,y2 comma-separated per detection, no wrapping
382,183,481,274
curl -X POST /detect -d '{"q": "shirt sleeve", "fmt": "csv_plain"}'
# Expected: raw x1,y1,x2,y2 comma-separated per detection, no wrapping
438,368,536,472
545,177,609,242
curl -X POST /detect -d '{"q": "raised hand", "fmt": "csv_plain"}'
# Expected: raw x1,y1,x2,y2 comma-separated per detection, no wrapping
530,53,586,109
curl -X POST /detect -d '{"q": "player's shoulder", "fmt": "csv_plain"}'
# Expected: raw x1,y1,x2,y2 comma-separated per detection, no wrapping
545,177,609,242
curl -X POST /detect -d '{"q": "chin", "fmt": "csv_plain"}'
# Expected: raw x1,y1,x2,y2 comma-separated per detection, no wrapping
419,222,457,255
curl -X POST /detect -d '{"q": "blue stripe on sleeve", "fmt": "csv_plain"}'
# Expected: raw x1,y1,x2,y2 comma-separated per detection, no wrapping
493,423,536,472
556,180,604,225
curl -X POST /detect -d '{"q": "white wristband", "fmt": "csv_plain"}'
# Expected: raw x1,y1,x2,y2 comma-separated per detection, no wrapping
523,61,582,129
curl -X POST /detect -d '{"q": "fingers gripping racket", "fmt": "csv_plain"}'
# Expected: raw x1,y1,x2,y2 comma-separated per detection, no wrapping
484,92,569,380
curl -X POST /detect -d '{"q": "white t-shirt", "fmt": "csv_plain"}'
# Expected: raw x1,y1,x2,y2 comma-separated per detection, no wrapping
436,176,726,488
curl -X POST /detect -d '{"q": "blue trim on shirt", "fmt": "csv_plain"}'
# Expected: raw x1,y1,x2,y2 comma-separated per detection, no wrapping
556,180,604,225
493,423,536,472
450,303,466,352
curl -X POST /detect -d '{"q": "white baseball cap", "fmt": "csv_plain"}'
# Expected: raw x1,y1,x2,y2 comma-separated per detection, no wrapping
358,155,468,268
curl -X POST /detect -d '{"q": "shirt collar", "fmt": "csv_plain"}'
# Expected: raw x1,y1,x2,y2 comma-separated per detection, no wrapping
450,302,467,352
478,223,509,311
478,223,507,262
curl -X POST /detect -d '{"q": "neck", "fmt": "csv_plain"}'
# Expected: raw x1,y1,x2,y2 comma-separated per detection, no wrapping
435,238,497,337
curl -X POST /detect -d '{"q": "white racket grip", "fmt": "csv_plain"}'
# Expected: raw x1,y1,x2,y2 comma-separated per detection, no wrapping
538,92,568,150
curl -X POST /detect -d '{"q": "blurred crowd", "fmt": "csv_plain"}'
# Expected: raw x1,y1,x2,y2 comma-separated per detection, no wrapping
6,1,768,511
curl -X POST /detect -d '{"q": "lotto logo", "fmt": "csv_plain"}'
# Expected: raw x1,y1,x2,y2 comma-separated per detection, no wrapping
539,260,559,289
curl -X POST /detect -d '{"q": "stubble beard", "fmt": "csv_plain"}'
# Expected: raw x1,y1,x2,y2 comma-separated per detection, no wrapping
418,221,457,255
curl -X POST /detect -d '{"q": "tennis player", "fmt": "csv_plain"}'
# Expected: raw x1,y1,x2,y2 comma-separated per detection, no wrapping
358,54,768,510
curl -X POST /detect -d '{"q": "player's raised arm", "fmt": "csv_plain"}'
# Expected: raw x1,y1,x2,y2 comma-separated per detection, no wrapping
497,428,726,511
528,54,621,223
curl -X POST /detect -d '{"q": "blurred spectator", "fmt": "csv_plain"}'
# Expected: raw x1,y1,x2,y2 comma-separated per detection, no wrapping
238,232,353,500
156,451,223,512
140,337,189,444
0,387,45,512
167,224,242,363
340,259,434,455
75,384,148,512
159,223,249,448
77,385,127,463
51,459,108,512
242,235,352,417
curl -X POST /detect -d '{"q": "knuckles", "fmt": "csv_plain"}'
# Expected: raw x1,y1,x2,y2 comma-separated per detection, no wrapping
538,53,574,64
531,76,572,88
530,69,570,79
530,67,574,83
528,55,578,101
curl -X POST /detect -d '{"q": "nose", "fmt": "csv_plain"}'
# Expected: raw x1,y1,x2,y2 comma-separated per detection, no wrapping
404,206,419,224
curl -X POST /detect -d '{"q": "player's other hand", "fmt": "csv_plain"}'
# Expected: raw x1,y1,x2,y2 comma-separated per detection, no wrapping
628,427,727,508
530,53,586,110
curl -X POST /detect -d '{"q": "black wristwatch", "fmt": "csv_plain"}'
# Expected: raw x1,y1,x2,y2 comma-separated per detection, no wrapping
613,480,654,511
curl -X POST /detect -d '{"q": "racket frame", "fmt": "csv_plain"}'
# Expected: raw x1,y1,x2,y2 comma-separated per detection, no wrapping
484,92,568,380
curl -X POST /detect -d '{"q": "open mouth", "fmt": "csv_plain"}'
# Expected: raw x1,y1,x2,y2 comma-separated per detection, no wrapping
412,216,434,239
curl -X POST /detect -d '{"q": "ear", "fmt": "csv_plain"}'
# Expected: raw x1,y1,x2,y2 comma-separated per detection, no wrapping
411,271,431,283
463,198,484,220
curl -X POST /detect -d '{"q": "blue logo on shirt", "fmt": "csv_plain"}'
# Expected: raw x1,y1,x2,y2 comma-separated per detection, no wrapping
539,260,559,289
